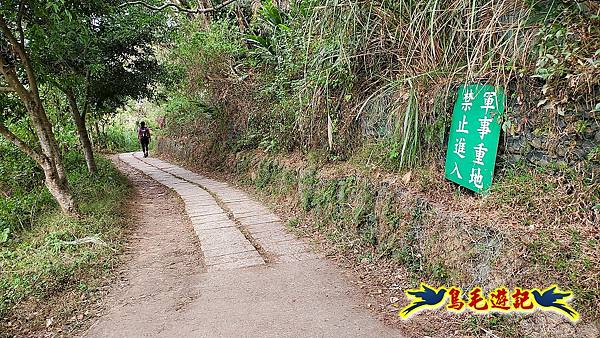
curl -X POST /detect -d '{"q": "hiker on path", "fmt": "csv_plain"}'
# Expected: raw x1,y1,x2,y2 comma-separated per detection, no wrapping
138,121,152,158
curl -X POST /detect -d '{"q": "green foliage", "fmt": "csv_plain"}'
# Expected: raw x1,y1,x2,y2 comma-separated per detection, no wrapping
259,1,286,28
531,12,600,105
173,19,245,84
21,0,170,112
244,34,275,55
244,1,288,55
103,124,140,153
255,159,283,189
0,141,51,237
0,152,130,318
300,169,318,211
156,0,599,177
163,95,218,129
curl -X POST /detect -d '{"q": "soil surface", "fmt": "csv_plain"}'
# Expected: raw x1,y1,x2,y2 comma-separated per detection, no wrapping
82,154,400,337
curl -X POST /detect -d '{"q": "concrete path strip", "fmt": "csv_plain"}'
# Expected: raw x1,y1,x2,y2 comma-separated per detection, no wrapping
120,152,266,271
120,152,320,268
83,152,402,337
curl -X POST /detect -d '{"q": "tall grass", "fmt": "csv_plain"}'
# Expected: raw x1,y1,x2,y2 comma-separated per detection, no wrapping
286,0,542,167
162,0,599,169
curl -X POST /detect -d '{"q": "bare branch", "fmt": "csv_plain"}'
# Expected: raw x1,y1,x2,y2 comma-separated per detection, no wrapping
120,0,238,14
0,86,15,93
120,1,195,13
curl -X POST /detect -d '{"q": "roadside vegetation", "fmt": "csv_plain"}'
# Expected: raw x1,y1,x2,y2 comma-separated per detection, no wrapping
1,0,598,336
0,148,130,334
0,1,167,334
215,150,596,336
151,0,599,336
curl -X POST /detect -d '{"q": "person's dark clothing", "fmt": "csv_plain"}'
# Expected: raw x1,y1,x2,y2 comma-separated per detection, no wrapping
138,126,151,157
140,138,149,156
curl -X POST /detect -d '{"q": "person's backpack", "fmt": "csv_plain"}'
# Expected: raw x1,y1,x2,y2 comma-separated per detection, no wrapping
141,127,151,140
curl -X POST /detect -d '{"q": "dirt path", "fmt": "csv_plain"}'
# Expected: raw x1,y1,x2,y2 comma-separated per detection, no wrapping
83,153,401,337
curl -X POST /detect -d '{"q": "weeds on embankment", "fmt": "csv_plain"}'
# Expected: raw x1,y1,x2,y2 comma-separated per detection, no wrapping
152,0,599,336
238,151,598,337
0,151,131,334
156,139,598,336
158,0,599,171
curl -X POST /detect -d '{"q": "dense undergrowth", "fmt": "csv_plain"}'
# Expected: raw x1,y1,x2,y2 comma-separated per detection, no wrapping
101,124,140,153
0,146,130,333
159,0,599,170
152,0,598,336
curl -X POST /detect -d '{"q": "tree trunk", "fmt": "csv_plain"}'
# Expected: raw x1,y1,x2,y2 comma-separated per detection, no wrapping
28,97,69,183
0,122,79,217
94,120,102,147
0,14,79,217
74,110,96,174
65,88,96,174
41,158,78,216
31,102,79,216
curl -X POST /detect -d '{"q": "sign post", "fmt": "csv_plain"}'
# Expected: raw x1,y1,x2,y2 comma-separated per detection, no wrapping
444,84,505,193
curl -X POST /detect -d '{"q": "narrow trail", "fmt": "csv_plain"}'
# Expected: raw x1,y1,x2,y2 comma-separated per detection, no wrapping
84,152,400,337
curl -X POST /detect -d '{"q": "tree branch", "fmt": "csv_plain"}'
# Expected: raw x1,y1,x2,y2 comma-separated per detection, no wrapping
0,53,33,105
0,14,40,99
0,86,15,93
82,69,91,119
120,0,238,13
16,1,25,46
0,122,46,166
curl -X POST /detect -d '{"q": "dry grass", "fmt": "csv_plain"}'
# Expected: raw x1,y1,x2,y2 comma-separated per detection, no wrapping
293,0,541,159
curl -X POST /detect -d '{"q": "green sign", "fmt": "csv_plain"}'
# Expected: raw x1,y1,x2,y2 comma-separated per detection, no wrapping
444,84,505,193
